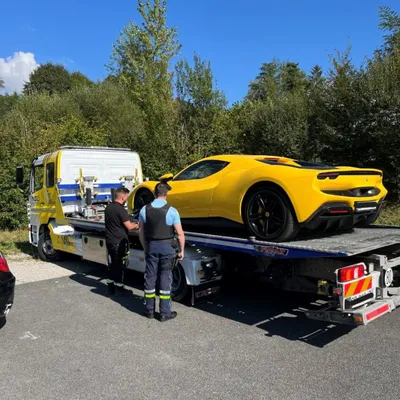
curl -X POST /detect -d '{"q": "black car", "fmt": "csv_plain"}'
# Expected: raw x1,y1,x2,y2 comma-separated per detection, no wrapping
0,252,15,322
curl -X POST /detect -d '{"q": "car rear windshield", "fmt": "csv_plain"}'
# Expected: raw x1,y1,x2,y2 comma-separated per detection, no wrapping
259,159,336,170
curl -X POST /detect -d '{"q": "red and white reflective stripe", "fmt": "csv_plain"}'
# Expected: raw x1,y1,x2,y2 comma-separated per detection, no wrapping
365,304,390,322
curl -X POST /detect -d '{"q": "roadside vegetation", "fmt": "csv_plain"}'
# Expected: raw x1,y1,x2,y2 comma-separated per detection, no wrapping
0,1,399,243
0,230,32,256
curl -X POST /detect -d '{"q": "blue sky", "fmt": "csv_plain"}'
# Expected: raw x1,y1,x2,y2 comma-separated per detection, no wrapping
0,0,398,102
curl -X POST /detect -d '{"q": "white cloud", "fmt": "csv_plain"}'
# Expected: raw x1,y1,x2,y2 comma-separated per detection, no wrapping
0,52,39,94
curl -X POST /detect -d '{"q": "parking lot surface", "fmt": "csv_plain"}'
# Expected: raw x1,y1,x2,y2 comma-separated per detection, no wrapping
1,256,400,400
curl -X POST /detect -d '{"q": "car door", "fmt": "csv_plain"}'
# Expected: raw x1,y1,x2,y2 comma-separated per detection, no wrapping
29,159,46,245
43,152,59,214
167,160,230,218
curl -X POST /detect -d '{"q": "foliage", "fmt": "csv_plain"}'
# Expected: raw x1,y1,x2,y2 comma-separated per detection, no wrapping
175,53,230,164
379,5,400,54
23,63,72,95
0,93,19,119
0,77,4,89
70,72,94,89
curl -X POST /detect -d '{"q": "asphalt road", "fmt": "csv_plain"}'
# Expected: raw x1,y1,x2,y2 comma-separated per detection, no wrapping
1,256,400,400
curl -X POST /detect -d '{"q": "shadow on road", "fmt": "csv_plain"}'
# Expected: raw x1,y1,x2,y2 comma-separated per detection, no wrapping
0,316,6,330
35,253,355,347
196,276,354,348
69,269,147,317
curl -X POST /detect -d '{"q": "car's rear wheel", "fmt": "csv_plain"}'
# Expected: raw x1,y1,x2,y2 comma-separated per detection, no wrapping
243,186,299,242
132,189,155,218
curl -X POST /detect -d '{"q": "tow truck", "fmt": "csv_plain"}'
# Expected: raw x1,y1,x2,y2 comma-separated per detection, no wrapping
16,146,400,325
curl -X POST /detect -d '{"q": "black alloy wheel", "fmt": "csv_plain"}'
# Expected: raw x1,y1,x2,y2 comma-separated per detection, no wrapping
132,189,155,218
243,187,298,242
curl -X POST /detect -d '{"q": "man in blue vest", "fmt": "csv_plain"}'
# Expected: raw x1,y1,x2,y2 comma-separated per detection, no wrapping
138,182,185,322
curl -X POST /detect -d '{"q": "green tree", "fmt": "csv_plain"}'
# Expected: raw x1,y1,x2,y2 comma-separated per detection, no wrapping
70,72,94,89
0,93,19,118
107,0,182,178
379,6,400,54
305,65,328,160
107,0,181,106
0,77,4,89
175,53,229,164
247,60,306,101
23,63,72,95
247,60,280,101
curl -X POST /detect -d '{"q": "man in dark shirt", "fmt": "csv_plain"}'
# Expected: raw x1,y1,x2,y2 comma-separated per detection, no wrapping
105,187,138,296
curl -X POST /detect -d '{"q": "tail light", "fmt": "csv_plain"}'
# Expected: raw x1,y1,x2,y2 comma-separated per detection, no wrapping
329,209,350,214
317,172,339,180
338,263,365,282
0,256,10,273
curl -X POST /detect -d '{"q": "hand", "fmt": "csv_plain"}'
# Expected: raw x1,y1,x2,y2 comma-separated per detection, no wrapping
130,222,139,230
177,251,184,261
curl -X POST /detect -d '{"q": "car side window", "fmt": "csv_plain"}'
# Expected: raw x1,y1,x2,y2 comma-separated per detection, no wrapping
46,162,55,188
173,160,229,181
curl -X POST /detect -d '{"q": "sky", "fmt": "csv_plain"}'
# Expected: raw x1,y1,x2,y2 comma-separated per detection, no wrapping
0,0,398,103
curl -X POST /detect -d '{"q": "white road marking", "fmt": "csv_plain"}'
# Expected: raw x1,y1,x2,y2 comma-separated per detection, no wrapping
19,331,38,340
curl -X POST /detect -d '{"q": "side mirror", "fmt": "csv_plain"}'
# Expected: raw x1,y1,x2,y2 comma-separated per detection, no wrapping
159,173,173,182
16,166,24,188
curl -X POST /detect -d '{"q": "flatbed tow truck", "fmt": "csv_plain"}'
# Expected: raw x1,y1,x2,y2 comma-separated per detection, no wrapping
16,146,400,326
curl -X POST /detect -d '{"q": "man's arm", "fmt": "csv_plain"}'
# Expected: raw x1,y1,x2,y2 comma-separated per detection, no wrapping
171,207,184,260
120,206,138,231
138,221,146,252
123,220,139,231
138,206,147,251
174,223,185,260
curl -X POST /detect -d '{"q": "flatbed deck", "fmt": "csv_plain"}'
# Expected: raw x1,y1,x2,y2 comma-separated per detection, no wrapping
184,225,400,258
64,217,400,259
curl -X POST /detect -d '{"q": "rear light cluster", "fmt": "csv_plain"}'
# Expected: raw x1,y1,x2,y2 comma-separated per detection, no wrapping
338,263,365,282
322,187,381,197
318,172,339,180
0,255,10,273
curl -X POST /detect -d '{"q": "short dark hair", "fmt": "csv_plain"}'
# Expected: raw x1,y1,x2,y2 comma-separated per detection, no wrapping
115,187,130,196
155,182,171,197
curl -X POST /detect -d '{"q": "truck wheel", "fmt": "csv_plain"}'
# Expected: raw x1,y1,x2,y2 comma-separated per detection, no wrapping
38,232,61,262
171,264,187,301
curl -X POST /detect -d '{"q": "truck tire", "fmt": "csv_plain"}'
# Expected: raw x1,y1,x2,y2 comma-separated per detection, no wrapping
171,264,187,301
38,231,62,262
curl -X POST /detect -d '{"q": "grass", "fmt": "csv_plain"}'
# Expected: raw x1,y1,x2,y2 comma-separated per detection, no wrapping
0,229,32,256
376,204,400,225
0,204,399,256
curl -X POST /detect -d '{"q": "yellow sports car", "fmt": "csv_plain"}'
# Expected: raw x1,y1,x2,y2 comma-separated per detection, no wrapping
128,155,387,242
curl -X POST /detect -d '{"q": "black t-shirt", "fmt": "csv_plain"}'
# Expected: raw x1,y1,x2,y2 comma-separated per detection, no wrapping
105,202,129,244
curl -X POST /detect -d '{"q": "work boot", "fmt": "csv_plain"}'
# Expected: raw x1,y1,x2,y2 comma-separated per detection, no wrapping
114,284,130,297
159,311,177,322
144,311,154,319
105,282,115,296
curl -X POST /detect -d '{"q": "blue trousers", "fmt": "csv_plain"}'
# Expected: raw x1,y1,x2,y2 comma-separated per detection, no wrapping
144,242,175,316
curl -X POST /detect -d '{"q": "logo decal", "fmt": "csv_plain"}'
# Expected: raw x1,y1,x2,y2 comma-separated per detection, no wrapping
254,245,289,256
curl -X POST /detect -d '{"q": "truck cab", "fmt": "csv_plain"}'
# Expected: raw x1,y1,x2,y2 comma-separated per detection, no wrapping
17,146,143,254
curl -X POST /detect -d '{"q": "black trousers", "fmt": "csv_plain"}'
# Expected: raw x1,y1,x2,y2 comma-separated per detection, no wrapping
106,239,129,285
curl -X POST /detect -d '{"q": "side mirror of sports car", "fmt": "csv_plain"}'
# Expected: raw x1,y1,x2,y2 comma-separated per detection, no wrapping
159,173,174,182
